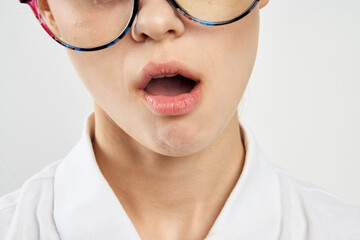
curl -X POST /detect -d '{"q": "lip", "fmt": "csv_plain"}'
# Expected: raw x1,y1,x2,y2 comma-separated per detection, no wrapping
137,61,202,116
137,61,201,90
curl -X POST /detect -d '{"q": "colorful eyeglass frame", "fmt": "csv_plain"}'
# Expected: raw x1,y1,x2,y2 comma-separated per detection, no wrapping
20,0,260,52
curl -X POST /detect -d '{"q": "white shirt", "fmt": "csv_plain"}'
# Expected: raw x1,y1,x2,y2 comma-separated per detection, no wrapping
1,112,359,240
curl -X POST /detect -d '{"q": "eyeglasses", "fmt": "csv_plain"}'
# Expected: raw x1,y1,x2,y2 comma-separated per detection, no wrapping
20,0,259,52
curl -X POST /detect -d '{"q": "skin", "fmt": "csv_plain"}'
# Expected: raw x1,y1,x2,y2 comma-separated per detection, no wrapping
48,0,269,238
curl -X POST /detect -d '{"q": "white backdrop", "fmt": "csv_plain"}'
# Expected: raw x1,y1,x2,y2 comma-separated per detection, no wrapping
1,1,360,205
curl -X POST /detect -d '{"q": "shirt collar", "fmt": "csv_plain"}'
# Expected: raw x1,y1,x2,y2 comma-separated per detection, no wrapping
53,112,282,239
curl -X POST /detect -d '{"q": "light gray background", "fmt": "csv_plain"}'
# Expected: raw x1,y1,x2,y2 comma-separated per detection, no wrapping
1,1,360,205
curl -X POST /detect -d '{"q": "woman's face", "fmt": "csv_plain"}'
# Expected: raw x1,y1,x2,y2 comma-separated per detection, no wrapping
61,0,263,156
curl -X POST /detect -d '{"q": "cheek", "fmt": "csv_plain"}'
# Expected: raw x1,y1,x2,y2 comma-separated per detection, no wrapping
215,12,259,83
46,0,132,48
199,9,259,108
67,49,129,108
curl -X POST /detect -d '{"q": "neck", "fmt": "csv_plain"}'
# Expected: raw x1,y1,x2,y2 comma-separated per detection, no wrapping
92,106,245,238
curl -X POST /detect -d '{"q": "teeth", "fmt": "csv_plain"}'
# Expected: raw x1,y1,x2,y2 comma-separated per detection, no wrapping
152,73,178,79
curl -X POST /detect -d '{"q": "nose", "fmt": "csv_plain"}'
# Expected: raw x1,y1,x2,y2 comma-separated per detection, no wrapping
131,0,185,42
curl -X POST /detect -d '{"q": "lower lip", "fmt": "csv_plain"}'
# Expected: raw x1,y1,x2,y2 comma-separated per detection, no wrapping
141,83,202,116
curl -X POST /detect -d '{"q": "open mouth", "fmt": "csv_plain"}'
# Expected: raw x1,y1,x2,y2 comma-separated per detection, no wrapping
143,74,198,96
138,61,202,115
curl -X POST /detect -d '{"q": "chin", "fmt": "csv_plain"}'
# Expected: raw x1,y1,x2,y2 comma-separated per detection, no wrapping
151,131,207,157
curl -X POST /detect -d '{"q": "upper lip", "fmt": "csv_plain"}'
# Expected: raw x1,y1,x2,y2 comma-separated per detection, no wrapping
137,61,201,90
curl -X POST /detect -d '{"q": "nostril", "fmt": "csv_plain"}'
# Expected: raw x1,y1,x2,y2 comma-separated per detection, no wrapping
131,22,146,42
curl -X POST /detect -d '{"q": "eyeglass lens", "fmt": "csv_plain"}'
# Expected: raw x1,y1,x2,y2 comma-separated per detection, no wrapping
175,0,254,22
